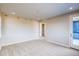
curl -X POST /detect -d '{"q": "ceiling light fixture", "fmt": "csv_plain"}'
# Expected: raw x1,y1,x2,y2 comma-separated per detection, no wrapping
69,7,73,10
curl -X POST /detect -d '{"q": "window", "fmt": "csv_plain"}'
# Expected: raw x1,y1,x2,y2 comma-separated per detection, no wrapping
73,21,79,39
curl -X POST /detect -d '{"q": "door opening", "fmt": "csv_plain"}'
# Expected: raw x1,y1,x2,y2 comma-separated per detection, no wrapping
42,24,45,37
40,23,46,38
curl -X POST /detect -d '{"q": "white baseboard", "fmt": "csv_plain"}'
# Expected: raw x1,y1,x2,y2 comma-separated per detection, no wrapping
46,39,69,48
1,38,40,47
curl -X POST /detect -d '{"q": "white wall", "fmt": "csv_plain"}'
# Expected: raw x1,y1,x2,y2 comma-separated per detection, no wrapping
1,14,40,46
46,14,70,47
0,13,1,38
0,13,1,49
32,20,40,39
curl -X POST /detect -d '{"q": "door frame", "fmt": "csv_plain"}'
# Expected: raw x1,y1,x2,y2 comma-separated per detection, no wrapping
39,22,46,39
69,13,79,49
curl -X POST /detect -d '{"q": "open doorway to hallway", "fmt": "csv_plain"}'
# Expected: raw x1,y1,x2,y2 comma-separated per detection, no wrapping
40,23,46,39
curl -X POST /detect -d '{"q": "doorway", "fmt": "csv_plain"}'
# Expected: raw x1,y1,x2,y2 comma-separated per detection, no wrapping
40,23,46,39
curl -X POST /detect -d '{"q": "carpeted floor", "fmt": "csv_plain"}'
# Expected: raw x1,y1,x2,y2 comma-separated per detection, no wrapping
0,40,79,56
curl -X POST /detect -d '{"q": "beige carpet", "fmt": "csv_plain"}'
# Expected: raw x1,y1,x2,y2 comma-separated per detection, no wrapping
0,40,79,56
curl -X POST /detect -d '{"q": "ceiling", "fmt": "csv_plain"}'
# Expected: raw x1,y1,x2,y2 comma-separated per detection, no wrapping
0,3,79,20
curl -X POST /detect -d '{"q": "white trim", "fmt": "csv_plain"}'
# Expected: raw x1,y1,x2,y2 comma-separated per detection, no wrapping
69,13,79,50
46,39,69,48
1,39,40,47
73,17,79,21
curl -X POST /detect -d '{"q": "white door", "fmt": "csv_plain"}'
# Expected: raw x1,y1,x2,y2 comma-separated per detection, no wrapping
71,16,79,49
